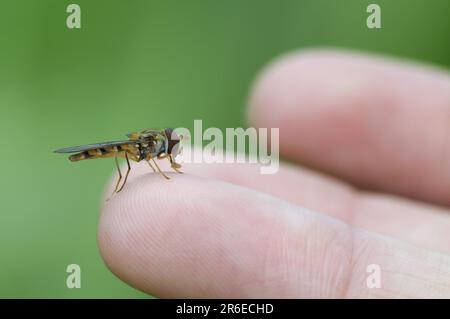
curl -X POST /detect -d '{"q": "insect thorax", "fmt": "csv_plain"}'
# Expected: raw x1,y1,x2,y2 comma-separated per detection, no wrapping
138,138,166,160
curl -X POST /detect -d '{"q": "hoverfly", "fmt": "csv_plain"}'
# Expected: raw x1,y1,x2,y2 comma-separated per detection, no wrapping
54,128,183,194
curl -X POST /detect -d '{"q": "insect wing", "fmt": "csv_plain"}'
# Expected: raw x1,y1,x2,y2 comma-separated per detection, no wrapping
54,140,135,153
126,128,163,140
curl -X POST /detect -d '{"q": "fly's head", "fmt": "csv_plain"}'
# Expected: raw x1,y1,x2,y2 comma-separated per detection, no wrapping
164,128,182,159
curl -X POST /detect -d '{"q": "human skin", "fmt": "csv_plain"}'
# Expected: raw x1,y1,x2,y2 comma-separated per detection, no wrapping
98,50,450,298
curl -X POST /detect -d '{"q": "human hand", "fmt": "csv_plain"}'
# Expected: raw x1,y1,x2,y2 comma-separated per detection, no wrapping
98,50,450,298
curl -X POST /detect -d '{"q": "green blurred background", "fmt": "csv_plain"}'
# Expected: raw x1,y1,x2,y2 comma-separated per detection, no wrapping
0,0,448,298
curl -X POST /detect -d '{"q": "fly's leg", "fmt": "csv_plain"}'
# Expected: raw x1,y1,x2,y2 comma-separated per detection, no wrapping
157,153,169,160
169,155,183,174
106,156,123,201
157,153,182,174
117,152,131,192
149,157,170,179
113,156,123,192
147,160,156,172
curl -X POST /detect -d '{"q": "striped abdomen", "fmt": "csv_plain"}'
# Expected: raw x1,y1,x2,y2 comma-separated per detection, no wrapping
69,144,138,162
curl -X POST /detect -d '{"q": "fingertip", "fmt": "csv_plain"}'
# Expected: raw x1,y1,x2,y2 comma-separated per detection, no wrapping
98,173,280,296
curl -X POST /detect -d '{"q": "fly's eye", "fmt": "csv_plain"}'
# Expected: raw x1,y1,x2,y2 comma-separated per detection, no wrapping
171,141,182,157
171,132,180,141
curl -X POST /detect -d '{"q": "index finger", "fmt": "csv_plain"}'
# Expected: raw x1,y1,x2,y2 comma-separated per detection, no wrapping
98,170,450,298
